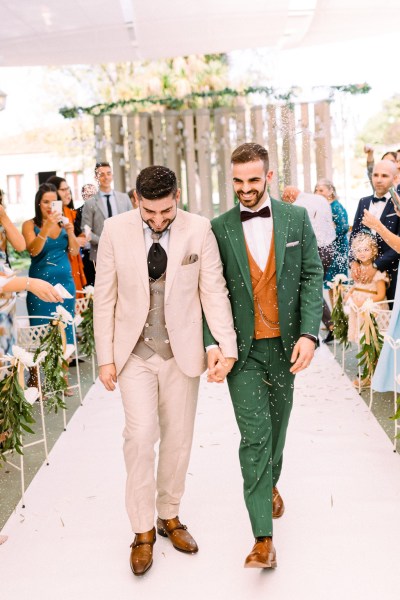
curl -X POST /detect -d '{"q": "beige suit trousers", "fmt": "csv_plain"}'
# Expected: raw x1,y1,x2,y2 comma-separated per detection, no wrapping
118,352,200,534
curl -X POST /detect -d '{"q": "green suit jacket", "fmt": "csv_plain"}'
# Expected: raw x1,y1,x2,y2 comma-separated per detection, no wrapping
204,198,324,375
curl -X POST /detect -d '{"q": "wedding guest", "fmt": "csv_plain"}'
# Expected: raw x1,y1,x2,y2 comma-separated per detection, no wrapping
314,179,349,308
21,183,80,390
0,188,27,356
282,185,335,342
82,162,132,266
362,203,400,393
77,183,97,286
47,176,87,295
127,188,139,209
350,160,400,304
364,145,400,190
344,234,388,388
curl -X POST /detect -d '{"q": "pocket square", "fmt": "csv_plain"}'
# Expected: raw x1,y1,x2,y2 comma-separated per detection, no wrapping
386,213,396,217
181,253,199,265
286,241,300,247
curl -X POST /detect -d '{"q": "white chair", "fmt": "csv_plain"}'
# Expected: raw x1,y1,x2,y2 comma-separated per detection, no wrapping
0,354,49,508
74,290,96,384
16,315,83,431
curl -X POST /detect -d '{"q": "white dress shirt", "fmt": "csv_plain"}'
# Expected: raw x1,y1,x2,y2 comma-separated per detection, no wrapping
100,190,118,217
295,192,336,248
240,196,273,271
368,192,390,224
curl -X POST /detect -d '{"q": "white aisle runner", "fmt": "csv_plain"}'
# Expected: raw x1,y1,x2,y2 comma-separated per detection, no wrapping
2,345,400,600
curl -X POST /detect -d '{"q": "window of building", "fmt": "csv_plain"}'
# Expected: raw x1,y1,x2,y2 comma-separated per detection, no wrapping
6,175,23,204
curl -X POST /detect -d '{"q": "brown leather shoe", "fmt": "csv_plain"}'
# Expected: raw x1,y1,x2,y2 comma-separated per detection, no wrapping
244,537,277,569
129,527,156,576
272,486,285,519
156,516,198,554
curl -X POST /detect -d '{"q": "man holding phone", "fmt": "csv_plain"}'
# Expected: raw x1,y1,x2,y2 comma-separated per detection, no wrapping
351,159,400,302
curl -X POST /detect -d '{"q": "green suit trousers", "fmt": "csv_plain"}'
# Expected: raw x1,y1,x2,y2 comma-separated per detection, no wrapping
227,337,294,537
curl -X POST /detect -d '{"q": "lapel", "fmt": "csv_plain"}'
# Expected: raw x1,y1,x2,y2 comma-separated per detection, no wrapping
165,209,186,301
381,197,395,222
271,198,290,283
223,205,253,301
129,209,150,299
96,192,108,220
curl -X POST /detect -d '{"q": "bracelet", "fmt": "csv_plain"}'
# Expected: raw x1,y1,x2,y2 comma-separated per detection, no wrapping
37,234,47,241
25,277,30,291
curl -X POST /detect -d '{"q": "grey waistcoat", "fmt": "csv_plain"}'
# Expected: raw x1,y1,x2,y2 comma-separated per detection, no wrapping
132,272,173,361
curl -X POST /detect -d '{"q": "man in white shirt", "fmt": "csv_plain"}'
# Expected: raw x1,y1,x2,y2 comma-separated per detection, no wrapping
82,162,132,264
282,186,336,341
350,160,400,303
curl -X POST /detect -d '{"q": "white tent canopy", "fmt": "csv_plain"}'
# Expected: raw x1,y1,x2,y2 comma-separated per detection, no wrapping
1,0,399,66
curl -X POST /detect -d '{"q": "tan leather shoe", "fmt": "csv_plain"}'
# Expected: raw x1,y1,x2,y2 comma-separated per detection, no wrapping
156,516,198,554
244,537,277,569
272,486,285,519
129,527,156,576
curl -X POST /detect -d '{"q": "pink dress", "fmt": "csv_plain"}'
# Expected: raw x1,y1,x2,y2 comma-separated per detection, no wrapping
347,270,389,343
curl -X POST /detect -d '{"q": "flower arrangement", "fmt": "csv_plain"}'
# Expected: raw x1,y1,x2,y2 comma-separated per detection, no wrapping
0,347,46,462
355,299,384,385
79,287,95,358
328,274,350,348
33,307,73,413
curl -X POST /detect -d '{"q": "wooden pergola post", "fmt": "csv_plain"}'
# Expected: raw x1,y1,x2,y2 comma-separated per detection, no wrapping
281,104,298,187
214,107,233,213
109,114,126,191
314,101,333,181
195,108,213,219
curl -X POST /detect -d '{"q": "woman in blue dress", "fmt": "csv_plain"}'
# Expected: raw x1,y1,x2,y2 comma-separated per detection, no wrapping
361,205,400,392
22,183,80,388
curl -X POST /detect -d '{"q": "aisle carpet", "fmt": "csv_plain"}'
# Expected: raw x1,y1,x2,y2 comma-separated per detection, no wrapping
2,344,400,600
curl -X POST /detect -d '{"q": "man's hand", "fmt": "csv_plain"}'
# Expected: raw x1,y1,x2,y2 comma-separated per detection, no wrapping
99,363,117,391
290,337,316,374
350,261,361,282
359,262,377,284
207,347,235,383
361,209,381,232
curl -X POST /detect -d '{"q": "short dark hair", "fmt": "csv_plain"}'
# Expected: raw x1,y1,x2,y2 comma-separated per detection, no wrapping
136,166,177,200
231,143,269,172
95,162,111,176
34,183,57,227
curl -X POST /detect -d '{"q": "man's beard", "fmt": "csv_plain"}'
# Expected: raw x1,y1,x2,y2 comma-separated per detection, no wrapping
237,180,267,208
141,214,177,234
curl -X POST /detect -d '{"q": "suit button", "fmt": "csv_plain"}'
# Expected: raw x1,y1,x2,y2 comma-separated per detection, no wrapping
144,337,150,342
145,323,149,327
165,340,170,344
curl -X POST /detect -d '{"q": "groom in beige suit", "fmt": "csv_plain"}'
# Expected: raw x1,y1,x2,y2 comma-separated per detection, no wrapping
94,165,237,577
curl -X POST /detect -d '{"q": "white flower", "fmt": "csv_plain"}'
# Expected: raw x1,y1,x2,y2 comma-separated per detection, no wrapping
24,387,39,404
83,285,94,297
54,305,74,324
11,345,35,367
332,274,349,284
360,298,374,312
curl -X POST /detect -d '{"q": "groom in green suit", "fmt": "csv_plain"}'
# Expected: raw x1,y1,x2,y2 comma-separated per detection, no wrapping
205,143,323,569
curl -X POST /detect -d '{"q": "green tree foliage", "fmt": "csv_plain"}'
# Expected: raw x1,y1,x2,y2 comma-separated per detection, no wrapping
359,94,400,146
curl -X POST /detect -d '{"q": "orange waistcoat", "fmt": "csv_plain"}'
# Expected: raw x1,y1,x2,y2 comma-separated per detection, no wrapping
245,235,281,339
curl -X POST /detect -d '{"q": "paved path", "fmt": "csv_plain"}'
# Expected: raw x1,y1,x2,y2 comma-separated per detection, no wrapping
2,344,400,600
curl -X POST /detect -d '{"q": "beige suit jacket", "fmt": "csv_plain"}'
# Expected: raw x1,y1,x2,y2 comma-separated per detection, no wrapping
94,208,237,377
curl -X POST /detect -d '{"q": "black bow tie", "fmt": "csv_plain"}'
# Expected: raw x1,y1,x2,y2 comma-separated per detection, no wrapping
371,196,387,204
240,206,271,222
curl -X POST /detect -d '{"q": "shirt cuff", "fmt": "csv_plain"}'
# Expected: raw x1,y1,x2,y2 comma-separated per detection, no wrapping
300,333,318,346
205,344,218,353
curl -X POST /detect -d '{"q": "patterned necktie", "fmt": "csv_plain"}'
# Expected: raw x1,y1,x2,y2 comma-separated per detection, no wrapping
240,206,271,222
105,194,112,217
148,231,167,280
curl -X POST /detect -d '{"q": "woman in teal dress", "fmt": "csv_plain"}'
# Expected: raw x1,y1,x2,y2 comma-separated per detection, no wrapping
315,179,349,306
22,184,80,386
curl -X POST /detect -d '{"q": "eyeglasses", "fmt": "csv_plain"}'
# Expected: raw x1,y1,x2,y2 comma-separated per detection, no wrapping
59,187,70,192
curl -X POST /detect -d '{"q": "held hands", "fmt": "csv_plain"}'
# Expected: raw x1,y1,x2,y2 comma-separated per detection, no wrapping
290,337,316,374
99,363,117,391
207,347,235,383
350,260,376,284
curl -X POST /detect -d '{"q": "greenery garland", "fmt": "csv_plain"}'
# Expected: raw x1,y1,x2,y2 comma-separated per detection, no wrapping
0,363,35,463
59,83,371,119
79,297,95,357
355,312,383,383
34,321,67,414
331,292,350,348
